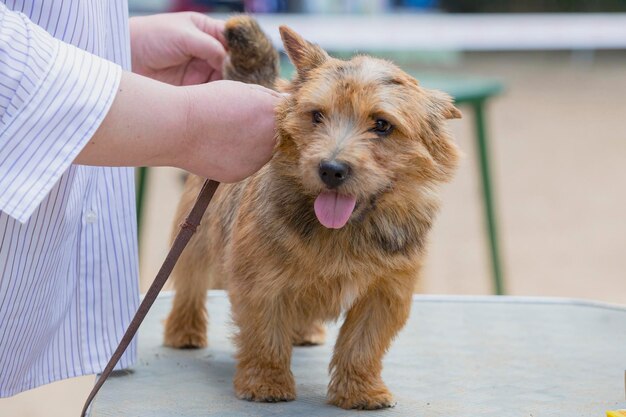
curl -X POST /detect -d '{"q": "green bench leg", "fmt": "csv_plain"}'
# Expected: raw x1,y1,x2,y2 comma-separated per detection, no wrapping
136,167,148,236
472,100,506,295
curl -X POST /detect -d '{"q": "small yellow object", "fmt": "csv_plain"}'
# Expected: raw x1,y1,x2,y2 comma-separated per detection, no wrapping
607,411,626,417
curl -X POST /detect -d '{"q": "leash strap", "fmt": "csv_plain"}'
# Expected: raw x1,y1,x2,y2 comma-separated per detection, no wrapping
80,179,220,417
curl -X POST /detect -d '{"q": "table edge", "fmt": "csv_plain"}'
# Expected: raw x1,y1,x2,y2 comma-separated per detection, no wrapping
152,290,626,313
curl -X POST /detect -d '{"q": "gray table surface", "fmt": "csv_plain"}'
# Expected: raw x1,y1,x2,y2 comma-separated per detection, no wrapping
89,291,626,417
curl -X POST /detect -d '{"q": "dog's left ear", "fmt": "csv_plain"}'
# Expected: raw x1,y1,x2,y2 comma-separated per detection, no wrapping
426,89,462,120
279,26,328,75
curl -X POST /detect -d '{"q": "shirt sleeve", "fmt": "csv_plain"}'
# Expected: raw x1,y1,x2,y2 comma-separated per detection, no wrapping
0,4,122,223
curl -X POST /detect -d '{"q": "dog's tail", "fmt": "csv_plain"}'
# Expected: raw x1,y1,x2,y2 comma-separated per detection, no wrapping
223,16,279,89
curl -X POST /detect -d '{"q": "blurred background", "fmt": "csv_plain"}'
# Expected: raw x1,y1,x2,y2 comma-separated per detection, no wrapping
131,0,626,302
4,0,626,416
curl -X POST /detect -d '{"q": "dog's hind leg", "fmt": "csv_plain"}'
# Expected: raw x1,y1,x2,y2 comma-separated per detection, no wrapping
164,176,214,349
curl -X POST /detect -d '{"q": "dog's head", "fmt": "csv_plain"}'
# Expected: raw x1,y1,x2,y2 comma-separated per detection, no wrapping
274,26,461,230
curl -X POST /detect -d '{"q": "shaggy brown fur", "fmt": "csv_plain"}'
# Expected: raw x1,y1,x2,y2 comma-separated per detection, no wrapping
164,15,461,410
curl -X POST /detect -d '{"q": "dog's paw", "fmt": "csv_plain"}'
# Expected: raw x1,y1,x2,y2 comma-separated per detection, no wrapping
236,382,296,403
327,382,396,410
163,318,208,349
292,322,326,346
234,369,296,403
163,327,207,349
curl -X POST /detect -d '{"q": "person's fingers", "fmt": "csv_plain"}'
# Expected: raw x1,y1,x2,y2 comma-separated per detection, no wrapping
183,30,226,76
189,13,227,48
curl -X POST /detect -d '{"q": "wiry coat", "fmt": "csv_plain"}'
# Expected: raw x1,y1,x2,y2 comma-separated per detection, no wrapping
164,16,461,409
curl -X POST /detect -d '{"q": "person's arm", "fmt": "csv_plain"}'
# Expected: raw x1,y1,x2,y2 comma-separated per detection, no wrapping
77,73,280,184
79,11,282,183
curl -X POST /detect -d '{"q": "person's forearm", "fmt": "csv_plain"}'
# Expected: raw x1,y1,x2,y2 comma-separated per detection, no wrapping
76,71,280,183
75,71,188,169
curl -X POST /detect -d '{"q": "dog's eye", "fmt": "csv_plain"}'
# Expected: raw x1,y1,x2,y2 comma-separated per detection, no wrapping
312,111,324,125
372,119,393,135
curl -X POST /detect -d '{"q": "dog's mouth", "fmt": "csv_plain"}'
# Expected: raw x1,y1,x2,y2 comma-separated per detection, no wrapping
313,190,357,229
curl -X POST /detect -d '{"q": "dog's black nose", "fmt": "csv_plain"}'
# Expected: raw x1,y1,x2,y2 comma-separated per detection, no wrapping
319,160,350,188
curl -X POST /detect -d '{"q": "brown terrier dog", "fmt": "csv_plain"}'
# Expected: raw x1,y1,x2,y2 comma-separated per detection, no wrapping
164,16,461,410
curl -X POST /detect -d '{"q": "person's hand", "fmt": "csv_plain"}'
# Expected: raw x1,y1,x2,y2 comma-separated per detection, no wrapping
130,12,226,86
179,80,283,182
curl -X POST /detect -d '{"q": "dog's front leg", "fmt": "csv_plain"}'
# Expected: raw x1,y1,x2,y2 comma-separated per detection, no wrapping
327,279,413,410
231,293,296,402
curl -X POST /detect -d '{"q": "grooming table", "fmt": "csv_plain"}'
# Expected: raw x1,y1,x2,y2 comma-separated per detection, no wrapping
89,291,626,416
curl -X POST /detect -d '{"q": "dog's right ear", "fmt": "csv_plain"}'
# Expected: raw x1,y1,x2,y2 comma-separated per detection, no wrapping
279,26,328,75
426,89,462,120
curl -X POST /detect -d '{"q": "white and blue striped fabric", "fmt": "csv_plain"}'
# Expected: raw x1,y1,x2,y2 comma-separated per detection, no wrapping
0,0,139,396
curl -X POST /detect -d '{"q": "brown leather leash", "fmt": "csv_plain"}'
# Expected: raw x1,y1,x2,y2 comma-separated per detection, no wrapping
80,179,220,417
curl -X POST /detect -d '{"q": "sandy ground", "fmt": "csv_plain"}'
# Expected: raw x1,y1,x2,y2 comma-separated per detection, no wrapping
425,51,626,302
2,51,626,416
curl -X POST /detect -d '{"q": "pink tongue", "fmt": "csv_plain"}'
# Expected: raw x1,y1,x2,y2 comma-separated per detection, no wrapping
314,191,357,229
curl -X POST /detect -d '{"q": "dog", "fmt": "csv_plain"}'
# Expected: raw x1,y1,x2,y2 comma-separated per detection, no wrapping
163,15,461,410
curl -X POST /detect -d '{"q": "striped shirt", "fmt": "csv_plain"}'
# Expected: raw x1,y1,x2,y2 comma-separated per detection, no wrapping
0,1,139,396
